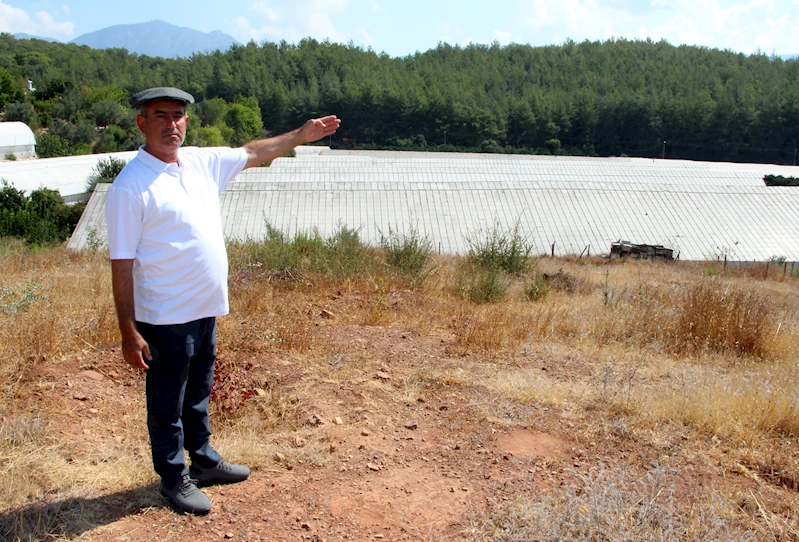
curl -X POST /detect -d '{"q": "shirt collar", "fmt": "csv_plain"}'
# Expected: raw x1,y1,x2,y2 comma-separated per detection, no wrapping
137,145,183,173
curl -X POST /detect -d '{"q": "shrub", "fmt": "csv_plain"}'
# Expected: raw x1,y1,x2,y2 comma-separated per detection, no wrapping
85,156,127,192
4,153,16,161
379,225,434,284
465,221,533,275
0,181,84,245
230,221,373,281
35,133,71,158
458,263,509,304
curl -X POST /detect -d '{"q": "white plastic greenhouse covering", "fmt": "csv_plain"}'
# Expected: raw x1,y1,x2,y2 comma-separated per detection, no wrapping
65,149,799,261
0,151,137,201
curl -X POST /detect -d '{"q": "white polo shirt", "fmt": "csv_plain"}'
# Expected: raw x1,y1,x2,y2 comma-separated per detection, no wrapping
106,146,248,325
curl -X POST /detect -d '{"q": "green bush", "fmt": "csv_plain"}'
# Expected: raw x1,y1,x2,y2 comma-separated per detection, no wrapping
458,264,509,304
0,180,84,245
465,221,533,275
35,132,71,158
379,226,434,283
85,156,127,192
231,221,373,280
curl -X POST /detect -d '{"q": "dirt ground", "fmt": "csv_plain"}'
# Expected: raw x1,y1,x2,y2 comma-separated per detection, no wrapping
7,312,796,541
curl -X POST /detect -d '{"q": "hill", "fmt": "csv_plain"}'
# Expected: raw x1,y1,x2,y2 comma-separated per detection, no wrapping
12,33,60,42
1,35,797,164
69,20,239,58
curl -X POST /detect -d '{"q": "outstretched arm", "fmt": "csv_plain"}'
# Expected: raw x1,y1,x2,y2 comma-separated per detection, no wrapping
242,115,341,169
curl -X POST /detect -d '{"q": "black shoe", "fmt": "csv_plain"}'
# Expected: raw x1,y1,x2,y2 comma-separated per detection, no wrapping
190,460,250,487
160,475,211,515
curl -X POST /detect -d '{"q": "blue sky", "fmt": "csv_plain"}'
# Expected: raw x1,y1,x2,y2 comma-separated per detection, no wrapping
2,0,798,58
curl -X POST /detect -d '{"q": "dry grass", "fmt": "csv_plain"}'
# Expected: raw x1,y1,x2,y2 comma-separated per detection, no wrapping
4,241,799,540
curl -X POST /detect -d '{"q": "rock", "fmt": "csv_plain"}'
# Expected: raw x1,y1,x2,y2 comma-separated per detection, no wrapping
300,522,311,530
294,436,306,448
333,417,344,425
320,309,335,319
329,442,338,453
375,371,391,381
76,370,103,381
73,394,88,401
367,463,381,471
273,452,286,463
404,421,418,430
88,408,99,415
224,533,234,539
254,388,267,397
361,429,371,436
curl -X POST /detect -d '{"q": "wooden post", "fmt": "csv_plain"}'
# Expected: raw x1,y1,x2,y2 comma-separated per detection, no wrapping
766,260,769,280
551,243,555,258
784,262,788,277
724,255,727,274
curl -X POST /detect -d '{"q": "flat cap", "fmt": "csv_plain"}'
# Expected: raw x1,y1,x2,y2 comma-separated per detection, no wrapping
130,87,195,107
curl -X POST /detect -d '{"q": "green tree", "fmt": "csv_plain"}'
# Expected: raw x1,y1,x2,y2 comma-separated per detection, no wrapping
225,98,263,146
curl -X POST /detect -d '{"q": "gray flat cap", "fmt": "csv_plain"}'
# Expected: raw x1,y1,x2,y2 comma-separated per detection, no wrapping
131,87,195,107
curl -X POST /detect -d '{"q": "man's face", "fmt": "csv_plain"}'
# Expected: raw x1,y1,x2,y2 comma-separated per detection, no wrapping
137,99,189,155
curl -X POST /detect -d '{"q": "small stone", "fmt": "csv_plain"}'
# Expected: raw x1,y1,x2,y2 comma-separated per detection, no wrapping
224,533,234,539
361,429,371,436
404,421,418,430
294,436,306,447
273,452,286,463
375,371,391,381
254,388,267,397
88,408,99,415
334,417,344,425
320,309,335,319
329,442,338,453
73,394,88,401
301,522,312,530
367,463,381,471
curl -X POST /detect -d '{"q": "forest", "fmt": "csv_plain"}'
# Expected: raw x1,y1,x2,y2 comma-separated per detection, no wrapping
1,32,798,164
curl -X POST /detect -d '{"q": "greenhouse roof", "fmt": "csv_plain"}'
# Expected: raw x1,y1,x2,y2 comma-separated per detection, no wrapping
68,150,799,262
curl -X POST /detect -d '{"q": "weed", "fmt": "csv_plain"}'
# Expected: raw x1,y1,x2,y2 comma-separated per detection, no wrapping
379,225,435,284
525,272,548,300
465,220,533,275
0,278,45,314
458,264,508,304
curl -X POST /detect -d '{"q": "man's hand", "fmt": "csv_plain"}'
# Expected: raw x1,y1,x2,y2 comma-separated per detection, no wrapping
121,330,151,370
244,115,342,169
300,115,341,144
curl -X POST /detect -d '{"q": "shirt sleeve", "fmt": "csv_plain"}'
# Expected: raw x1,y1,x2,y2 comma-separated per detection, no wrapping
105,185,143,260
214,147,249,193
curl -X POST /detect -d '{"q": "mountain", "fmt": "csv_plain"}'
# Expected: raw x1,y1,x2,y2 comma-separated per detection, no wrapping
13,33,60,42
69,20,240,58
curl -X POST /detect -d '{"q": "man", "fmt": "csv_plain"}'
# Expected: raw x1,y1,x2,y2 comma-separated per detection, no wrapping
106,87,340,515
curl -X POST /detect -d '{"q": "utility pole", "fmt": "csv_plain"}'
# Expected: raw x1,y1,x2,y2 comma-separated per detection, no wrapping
662,140,666,160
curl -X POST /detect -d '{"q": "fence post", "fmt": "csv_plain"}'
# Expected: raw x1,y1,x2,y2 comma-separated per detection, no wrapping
785,262,788,277
766,260,769,280
724,255,727,274
551,243,555,258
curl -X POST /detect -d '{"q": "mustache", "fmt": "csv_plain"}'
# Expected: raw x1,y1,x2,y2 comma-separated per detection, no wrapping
161,130,182,137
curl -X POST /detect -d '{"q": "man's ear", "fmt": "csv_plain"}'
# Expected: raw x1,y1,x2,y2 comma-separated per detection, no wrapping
136,114,146,133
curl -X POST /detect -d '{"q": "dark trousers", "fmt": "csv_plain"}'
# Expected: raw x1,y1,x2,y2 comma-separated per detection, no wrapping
137,317,223,486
